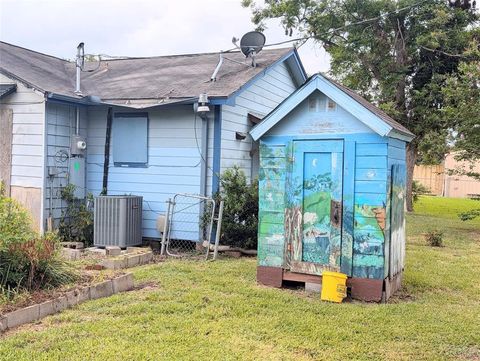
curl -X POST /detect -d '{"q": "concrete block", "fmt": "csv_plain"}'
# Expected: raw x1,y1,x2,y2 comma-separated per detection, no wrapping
53,296,68,313
100,257,127,270
127,247,144,254
0,316,7,332
106,246,121,257
6,304,39,329
61,241,84,249
305,282,322,294
38,300,55,318
126,254,141,268
61,248,82,261
76,287,91,304
142,251,153,264
112,273,134,294
90,280,114,300
65,290,79,307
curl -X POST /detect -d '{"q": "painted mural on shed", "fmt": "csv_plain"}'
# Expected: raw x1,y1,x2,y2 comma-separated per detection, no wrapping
251,74,414,302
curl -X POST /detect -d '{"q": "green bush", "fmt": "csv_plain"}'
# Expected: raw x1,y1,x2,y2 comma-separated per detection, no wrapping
209,167,259,250
0,187,76,298
58,184,94,246
412,180,430,204
424,230,444,247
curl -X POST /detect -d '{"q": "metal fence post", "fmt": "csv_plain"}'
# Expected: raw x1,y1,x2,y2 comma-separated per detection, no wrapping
212,200,224,260
160,198,171,256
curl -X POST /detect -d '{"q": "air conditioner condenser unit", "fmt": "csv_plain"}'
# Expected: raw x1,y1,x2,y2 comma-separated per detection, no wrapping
94,195,143,248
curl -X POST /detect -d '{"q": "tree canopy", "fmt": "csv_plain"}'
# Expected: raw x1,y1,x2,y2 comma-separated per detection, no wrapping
243,0,479,210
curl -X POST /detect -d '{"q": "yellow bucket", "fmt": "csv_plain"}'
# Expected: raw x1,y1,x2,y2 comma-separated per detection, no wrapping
321,271,348,303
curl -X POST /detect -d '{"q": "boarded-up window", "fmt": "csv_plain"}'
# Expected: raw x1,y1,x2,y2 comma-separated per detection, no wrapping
112,113,148,166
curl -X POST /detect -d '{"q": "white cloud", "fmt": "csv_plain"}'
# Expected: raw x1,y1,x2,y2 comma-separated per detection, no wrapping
0,0,330,73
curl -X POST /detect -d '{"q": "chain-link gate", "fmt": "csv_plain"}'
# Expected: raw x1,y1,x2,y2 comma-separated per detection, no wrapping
160,193,223,260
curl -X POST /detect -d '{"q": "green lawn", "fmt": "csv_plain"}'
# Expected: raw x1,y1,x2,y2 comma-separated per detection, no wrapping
1,196,479,360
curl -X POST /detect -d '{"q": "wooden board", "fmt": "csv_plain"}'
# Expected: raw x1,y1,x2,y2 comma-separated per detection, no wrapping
0,109,13,196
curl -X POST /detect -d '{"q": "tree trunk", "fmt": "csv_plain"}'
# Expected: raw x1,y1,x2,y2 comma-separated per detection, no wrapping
406,142,417,212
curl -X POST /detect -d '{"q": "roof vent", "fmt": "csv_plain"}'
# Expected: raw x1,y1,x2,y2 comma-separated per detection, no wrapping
75,42,85,94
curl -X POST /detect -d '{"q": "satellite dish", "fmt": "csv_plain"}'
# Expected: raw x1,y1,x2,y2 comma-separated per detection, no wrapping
240,31,266,58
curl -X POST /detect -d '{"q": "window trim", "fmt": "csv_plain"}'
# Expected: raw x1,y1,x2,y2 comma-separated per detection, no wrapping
112,112,149,168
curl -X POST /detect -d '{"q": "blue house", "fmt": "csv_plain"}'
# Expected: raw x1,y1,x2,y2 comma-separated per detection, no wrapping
250,74,414,301
0,41,306,239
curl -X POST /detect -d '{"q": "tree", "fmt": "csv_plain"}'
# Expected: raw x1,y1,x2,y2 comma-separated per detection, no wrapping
442,32,480,219
242,0,479,210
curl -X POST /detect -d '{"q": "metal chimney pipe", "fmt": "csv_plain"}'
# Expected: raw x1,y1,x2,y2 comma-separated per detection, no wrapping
75,42,84,94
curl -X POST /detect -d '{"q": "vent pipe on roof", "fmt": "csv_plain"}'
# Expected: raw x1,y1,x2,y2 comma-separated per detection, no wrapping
211,53,224,82
75,42,84,94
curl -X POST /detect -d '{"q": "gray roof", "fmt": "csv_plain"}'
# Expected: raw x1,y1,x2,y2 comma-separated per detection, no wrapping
0,83,16,99
0,41,294,107
326,76,414,137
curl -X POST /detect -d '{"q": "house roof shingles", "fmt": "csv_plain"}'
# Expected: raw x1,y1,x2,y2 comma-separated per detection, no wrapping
0,41,293,106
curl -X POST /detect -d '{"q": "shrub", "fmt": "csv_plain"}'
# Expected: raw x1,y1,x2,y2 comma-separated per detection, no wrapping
424,230,444,247
58,184,94,246
412,180,430,204
0,189,77,298
208,167,259,250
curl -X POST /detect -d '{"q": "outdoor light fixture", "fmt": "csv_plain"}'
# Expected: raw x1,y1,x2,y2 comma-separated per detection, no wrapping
197,93,210,113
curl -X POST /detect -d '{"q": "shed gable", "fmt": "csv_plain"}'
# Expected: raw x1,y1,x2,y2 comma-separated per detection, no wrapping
266,90,374,137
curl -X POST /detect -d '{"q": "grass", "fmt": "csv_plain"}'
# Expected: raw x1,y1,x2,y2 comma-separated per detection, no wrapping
0,196,479,360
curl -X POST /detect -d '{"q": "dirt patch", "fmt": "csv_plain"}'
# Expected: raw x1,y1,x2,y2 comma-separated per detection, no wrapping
130,281,159,292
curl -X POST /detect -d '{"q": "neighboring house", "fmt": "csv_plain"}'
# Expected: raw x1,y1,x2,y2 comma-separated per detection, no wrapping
251,74,414,301
414,153,480,198
0,41,306,237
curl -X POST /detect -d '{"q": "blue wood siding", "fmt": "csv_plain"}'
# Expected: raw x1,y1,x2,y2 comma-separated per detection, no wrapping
86,105,204,239
216,61,297,190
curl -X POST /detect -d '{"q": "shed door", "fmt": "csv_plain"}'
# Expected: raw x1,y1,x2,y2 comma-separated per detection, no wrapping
287,140,343,275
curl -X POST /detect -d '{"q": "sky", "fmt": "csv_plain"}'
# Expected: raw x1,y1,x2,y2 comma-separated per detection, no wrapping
0,0,330,74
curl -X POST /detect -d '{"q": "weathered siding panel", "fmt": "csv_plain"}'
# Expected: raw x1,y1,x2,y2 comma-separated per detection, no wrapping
352,141,388,279
86,105,204,239
0,73,45,230
257,143,286,267
219,61,297,186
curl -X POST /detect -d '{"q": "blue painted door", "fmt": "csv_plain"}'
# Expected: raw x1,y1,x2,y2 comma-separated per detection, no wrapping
288,140,344,275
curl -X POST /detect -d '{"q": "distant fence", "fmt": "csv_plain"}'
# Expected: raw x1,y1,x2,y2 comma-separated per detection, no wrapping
413,154,480,198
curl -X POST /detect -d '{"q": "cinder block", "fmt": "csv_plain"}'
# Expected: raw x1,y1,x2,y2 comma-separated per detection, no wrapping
126,247,143,254
141,251,153,264
305,282,322,294
61,248,82,261
106,246,121,257
76,286,91,304
65,290,79,307
53,296,68,313
38,300,55,318
126,254,141,268
100,257,127,270
112,273,134,294
0,316,7,332
90,280,114,300
6,304,39,329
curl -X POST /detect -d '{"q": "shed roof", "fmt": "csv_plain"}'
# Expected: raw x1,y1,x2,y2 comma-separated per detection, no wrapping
250,73,414,142
0,41,300,108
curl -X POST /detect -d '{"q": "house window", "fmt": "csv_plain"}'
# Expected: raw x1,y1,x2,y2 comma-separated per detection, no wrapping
327,99,337,111
112,113,148,167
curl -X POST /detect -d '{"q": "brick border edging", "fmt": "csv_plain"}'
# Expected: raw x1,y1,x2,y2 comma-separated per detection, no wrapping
0,273,134,333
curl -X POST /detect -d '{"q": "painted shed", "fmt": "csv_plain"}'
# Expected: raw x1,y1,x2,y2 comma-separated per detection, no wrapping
250,74,414,302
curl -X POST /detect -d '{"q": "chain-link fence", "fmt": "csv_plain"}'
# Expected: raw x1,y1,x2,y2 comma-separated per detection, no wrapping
161,193,222,259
